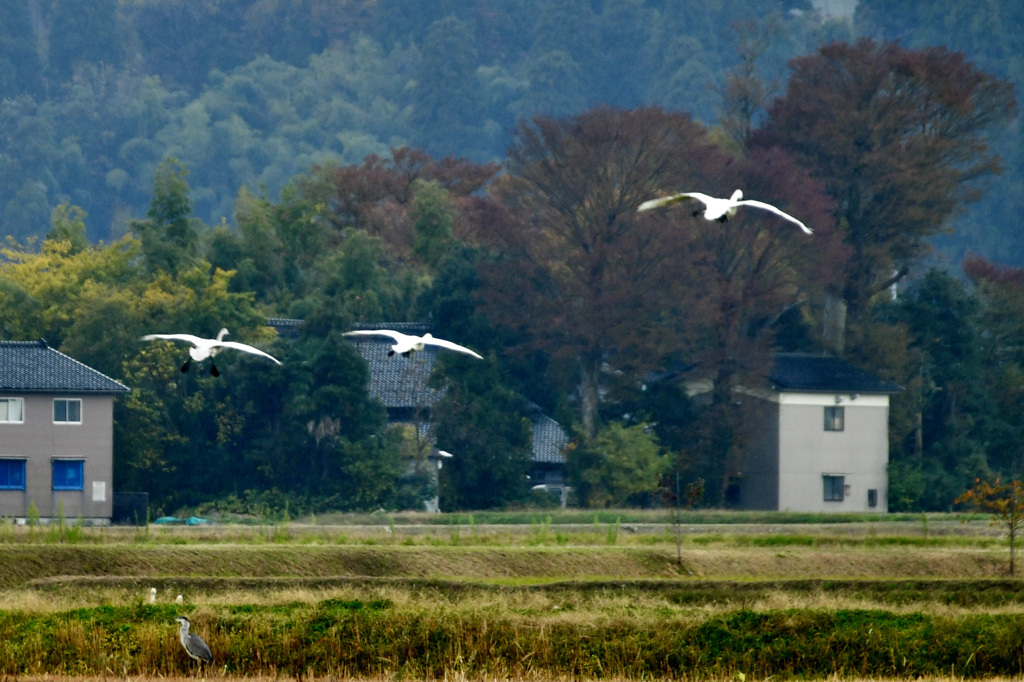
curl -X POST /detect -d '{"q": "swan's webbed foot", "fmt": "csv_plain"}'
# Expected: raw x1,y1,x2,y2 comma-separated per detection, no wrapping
387,349,396,356
210,364,220,377
402,350,413,357
181,360,190,373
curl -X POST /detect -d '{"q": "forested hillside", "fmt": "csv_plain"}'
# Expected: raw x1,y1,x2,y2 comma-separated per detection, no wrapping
0,0,1020,264
1,0,1022,515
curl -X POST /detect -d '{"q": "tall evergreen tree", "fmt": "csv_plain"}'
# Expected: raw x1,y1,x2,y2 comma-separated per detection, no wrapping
46,0,122,85
132,158,201,275
0,1,44,98
411,16,483,157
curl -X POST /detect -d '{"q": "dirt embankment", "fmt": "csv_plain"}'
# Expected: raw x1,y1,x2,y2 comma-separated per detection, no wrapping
2,543,1009,591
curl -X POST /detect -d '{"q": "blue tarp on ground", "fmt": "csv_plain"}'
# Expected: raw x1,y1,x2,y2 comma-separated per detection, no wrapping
154,516,210,525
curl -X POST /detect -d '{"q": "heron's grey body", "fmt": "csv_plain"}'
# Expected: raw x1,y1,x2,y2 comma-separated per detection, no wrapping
175,616,213,664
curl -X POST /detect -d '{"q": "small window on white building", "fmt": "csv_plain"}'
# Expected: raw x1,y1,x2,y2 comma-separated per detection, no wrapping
824,406,844,431
1,397,24,423
53,398,82,424
823,475,845,502
868,488,878,508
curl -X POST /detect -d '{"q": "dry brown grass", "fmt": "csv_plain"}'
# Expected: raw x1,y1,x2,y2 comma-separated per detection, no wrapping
12,671,1024,675
3,518,1021,680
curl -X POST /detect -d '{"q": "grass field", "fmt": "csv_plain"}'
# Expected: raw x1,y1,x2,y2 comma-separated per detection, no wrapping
1,512,1022,680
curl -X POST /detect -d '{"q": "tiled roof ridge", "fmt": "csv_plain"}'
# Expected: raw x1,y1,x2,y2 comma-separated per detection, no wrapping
49,345,131,393
351,321,431,332
0,340,130,393
0,339,50,347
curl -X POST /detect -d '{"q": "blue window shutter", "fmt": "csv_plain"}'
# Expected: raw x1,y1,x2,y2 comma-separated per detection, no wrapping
53,460,84,490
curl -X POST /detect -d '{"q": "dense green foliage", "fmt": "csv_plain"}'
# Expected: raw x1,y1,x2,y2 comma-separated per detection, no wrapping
0,0,1019,265
1,0,1022,514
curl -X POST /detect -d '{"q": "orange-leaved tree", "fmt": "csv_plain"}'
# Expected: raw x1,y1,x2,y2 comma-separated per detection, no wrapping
955,477,1024,575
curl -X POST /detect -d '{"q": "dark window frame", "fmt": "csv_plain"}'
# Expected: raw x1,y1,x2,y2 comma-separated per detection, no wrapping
53,398,82,424
824,405,845,431
823,475,845,502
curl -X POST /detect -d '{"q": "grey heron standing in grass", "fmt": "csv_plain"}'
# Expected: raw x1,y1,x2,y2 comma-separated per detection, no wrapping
175,616,214,668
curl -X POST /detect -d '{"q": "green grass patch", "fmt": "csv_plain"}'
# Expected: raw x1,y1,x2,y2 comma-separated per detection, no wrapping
1,601,1023,678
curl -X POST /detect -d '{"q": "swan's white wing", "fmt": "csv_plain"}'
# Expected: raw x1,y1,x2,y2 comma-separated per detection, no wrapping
737,200,813,234
422,337,483,359
637,192,710,212
216,341,282,364
140,333,206,346
342,329,406,343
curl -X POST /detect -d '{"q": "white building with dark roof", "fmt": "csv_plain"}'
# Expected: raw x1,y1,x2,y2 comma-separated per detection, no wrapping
737,353,902,512
0,340,130,524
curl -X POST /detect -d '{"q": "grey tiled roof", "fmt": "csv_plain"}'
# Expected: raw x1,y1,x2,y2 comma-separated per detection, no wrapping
0,340,130,394
346,323,443,409
530,407,569,464
267,317,302,339
269,319,570,465
770,353,902,394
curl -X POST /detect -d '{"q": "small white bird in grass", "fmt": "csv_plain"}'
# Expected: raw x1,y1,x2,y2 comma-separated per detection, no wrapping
342,330,483,359
175,594,184,605
638,189,813,234
149,587,156,604
140,328,282,377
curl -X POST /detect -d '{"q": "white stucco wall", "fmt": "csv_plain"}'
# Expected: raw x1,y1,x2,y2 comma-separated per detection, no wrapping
776,392,889,512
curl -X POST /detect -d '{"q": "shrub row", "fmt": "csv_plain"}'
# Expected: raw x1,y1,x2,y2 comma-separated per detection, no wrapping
1,601,1022,679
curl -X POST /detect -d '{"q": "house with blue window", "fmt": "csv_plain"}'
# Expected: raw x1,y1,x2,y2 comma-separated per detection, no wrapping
0,340,130,524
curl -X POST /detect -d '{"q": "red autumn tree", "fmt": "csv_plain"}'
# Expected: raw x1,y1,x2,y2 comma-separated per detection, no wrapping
309,146,500,262
480,107,723,437
640,144,842,502
754,39,1016,342
480,107,840,457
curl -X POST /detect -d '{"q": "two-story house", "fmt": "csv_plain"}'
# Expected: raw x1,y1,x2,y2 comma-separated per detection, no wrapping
736,353,902,512
0,340,130,524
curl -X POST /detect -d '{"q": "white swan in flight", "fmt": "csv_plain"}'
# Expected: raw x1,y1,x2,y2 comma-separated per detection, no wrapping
343,330,483,359
638,189,812,234
140,328,282,376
